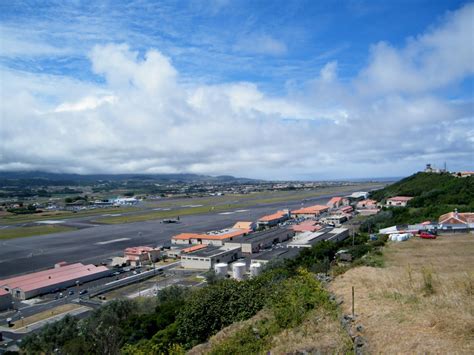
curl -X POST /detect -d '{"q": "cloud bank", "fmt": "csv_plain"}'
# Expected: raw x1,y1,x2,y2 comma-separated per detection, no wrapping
0,4,473,179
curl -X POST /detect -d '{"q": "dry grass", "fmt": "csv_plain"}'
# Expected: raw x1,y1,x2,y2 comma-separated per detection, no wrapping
268,308,352,354
329,233,474,353
189,307,352,355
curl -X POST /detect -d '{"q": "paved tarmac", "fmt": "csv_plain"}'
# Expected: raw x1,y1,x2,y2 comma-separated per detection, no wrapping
0,187,380,278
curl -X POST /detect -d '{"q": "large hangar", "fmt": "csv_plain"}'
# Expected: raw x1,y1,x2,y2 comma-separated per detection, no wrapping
0,263,111,300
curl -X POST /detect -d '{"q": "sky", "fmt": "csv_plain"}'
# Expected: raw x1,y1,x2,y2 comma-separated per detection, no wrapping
0,0,473,180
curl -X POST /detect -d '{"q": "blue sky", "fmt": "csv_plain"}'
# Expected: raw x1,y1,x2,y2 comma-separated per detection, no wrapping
0,0,473,179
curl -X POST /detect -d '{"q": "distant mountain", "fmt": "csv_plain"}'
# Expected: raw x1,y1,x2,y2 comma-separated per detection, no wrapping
0,170,260,185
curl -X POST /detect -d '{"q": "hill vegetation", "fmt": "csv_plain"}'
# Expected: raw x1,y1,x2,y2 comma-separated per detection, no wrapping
21,235,383,354
361,172,474,232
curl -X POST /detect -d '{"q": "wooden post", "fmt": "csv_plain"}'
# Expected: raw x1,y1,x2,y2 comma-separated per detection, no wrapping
352,286,355,318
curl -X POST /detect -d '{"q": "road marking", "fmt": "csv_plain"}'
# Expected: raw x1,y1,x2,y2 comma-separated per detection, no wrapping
218,212,235,215
95,238,131,245
36,220,65,224
234,209,249,213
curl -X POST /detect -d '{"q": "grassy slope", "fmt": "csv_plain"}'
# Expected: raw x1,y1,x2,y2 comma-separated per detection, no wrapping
0,225,77,240
329,234,474,353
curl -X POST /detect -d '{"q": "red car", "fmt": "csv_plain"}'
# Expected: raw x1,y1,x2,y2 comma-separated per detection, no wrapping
418,231,436,239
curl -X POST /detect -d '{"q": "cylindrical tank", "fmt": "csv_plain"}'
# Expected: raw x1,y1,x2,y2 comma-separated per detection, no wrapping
214,263,228,277
232,262,246,280
249,263,262,277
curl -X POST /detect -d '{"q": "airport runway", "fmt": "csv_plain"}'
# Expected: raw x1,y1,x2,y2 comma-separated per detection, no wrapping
0,188,379,278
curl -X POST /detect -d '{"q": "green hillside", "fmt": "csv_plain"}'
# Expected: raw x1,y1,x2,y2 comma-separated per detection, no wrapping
361,172,474,231
370,172,474,207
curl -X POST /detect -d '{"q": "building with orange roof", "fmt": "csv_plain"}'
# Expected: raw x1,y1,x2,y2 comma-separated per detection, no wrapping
439,210,474,225
233,221,256,231
171,228,251,246
124,246,161,267
356,199,378,209
182,244,208,254
291,220,322,233
291,205,329,218
326,197,343,209
257,210,289,228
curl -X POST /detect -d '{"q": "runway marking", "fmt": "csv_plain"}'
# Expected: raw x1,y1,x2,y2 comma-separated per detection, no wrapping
36,220,65,224
218,212,235,215
234,209,249,213
102,213,122,217
95,238,131,245
181,204,203,208
153,208,171,211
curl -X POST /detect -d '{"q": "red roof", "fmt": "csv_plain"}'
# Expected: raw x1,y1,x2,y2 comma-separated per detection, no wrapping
182,244,208,253
0,263,109,293
327,197,343,206
259,211,288,222
124,246,157,256
292,221,322,233
172,229,251,241
439,212,474,224
292,205,329,215
172,232,206,240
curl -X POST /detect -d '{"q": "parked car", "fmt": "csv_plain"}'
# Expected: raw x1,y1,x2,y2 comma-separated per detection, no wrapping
68,290,74,296
419,231,436,239
79,289,88,295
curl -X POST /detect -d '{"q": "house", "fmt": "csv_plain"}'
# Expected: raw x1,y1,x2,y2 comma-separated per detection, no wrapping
291,205,329,218
386,196,413,207
326,197,343,209
346,191,369,201
356,199,378,209
0,288,12,311
124,246,161,267
438,210,474,225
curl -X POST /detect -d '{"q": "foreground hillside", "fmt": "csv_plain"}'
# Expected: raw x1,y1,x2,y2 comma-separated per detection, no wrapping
330,234,474,353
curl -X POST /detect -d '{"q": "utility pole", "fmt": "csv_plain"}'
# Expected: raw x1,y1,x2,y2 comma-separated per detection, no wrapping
352,286,355,318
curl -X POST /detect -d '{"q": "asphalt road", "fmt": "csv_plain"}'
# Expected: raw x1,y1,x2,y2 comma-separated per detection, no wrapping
0,187,380,278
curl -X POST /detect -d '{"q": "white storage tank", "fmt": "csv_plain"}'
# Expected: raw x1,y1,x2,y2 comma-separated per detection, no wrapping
232,262,246,281
214,263,228,277
250,263,262,278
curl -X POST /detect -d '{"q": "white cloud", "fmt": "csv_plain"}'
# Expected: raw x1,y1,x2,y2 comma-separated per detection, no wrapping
1,4,473,179
357,3,474,95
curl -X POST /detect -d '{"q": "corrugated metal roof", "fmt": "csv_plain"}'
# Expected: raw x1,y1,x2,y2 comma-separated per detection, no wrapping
0,263,109,293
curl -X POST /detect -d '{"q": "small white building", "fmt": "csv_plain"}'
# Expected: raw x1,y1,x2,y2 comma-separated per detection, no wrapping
386,196,413,207
180,246,241,270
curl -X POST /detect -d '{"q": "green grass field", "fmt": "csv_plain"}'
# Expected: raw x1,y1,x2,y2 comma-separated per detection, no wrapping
0,225,77,240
